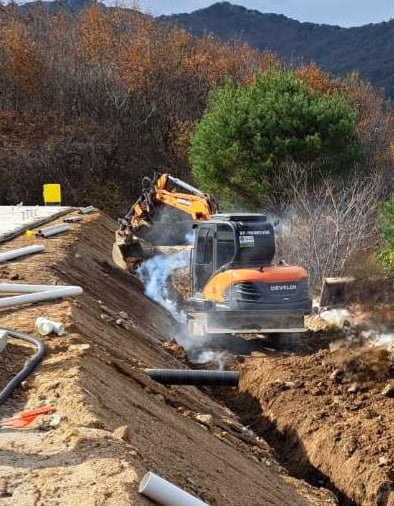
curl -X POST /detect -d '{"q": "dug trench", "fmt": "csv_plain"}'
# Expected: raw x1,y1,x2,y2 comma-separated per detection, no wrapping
166,239,394,505
0,211,335,506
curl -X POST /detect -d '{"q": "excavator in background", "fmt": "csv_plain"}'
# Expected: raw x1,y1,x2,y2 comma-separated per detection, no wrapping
112,173,218,270
113,173,313,341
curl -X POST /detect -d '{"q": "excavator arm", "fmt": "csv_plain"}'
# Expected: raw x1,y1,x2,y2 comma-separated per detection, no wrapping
113,173,217,270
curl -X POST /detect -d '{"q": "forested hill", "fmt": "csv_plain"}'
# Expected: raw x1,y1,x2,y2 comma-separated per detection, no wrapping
13,0,394,96
165,2,394,97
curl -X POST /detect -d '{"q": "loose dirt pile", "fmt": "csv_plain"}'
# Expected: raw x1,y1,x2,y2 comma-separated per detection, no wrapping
0,212,333,505
241,342,394,505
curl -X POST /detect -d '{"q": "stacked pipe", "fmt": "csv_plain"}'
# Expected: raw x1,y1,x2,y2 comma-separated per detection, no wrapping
36,224,70,238
79,206,97,215
0,284,83,309
64,216,83,223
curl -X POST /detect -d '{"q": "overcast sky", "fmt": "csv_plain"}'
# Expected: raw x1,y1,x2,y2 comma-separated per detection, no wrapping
143,0,394,27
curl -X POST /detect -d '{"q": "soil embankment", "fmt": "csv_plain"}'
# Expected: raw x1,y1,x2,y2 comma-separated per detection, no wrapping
0,212,332,505
241,346,394,505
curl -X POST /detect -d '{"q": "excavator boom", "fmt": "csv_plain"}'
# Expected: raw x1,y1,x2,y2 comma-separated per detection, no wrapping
113,173,217,270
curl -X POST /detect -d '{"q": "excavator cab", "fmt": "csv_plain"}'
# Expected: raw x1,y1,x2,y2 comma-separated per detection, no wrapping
192,215,275,293
188,214,312,337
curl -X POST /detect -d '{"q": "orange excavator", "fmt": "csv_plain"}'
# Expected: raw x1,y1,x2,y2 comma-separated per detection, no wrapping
113,173,312,338
112,173,218,269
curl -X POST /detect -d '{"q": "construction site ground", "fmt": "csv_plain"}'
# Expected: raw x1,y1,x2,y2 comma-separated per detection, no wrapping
240,345,394,506
0,211,336,506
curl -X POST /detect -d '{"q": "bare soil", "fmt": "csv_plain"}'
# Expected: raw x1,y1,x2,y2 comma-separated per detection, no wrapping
0,212,332,506
241,343,394,505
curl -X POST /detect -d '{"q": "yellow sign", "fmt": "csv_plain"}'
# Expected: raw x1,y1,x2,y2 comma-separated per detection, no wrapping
43,184,62,205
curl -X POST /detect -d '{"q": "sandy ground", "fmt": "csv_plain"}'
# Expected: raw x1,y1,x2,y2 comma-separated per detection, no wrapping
0,212,333,506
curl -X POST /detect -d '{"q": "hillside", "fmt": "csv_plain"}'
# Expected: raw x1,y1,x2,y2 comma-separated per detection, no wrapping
166,2,394,97
0,211,332,505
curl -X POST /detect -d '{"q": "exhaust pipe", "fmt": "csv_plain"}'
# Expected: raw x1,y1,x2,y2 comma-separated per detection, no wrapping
145,369,239,386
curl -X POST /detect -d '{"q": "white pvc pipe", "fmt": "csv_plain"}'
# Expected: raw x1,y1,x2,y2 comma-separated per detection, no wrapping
64,216,83,223
36,224,70,238
0,245,45,263
35,317,65,336
0,284,81,294
139,472,209,506
0,286,83,309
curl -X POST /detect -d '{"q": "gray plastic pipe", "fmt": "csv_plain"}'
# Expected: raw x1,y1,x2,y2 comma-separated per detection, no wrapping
0,245,45,263
145,369,240,386
0,328,46,406
79,206,97,215
64,216,83,223
36,224,70,238
139,472,209,506
0,284,83,309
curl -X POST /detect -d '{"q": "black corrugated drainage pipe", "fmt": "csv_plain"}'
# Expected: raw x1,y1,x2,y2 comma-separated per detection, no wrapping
0,328,46,406
145,369,239,386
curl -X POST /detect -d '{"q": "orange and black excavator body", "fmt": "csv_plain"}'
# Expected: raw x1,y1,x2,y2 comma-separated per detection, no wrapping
188,214,312,335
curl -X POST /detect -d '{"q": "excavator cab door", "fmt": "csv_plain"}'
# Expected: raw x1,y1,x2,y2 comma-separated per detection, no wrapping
193,226,215,293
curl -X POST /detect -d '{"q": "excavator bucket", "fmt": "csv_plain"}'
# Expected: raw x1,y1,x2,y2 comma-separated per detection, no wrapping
112,242,129,271
112,236,191,272
319,277,355,310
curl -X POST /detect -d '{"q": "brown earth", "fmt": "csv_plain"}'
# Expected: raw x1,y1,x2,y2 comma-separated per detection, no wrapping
241,343,394,505
0,212,333,506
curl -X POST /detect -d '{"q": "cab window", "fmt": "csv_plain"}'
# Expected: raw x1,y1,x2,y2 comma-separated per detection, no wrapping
216,224,235,268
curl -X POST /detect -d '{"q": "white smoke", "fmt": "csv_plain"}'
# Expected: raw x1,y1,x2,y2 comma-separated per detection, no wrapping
137,235,231,368
187,349,228,370
137,248,190,322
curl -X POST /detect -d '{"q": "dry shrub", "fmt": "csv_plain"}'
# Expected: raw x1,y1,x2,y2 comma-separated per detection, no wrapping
275,163,384,290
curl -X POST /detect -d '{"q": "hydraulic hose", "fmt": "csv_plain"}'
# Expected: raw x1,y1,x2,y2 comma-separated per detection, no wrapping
145,369,239,386
0,328,46,406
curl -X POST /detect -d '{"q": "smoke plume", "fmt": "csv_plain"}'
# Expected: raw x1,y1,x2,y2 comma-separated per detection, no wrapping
137,235,230,367
137,248,190,322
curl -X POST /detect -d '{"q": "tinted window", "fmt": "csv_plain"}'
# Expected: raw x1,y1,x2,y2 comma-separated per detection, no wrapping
217,224,235,267
196,228,209,264
236,223,275,264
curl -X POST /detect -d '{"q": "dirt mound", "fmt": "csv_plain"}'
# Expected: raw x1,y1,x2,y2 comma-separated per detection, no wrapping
0,212,332,505
241,344,394,505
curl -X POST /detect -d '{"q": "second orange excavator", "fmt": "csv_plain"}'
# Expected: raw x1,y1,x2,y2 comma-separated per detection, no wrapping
113,173,312,339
